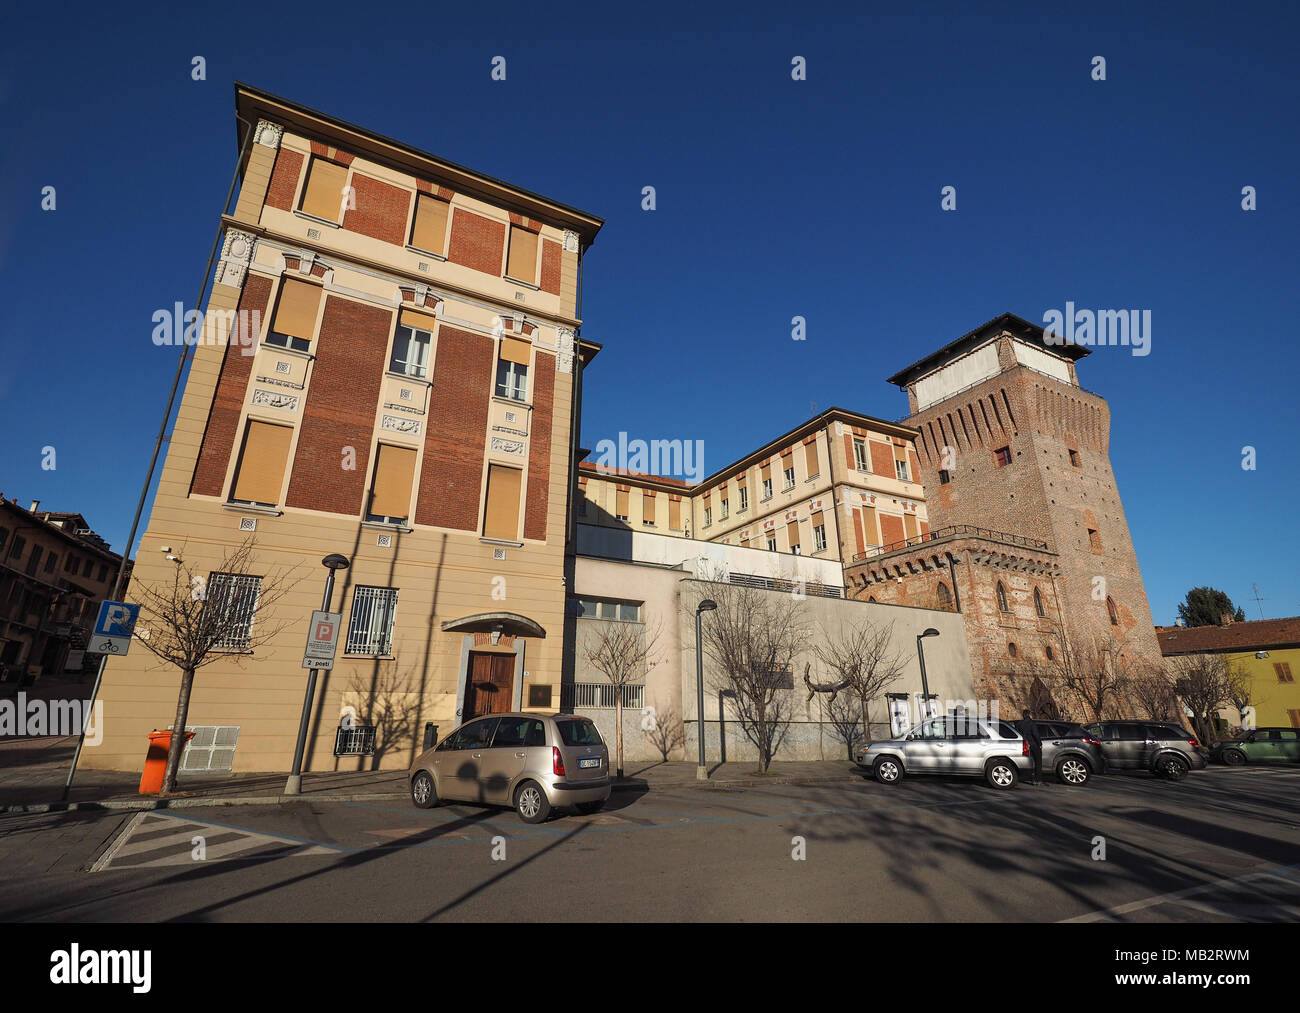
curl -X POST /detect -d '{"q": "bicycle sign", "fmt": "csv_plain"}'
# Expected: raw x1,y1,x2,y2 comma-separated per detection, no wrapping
92,600,139,656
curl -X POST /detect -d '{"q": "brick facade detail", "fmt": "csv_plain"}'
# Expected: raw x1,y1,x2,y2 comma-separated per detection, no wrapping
448,210,505,276
416,326,492,531
540,240,562,295
190,274,272,496
524,355,555,540
284,296,393,515
265,148,304,211
342,173,412,246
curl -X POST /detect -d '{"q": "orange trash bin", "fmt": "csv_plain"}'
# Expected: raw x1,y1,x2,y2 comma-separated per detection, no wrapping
139,729,195,794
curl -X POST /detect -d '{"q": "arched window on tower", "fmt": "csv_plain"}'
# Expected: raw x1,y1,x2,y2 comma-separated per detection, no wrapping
1034,586,1045,618
996,581,1009,613
937,582,952,609
1107,596,1119,626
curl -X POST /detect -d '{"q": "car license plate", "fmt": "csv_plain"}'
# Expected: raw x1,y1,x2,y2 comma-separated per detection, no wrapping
578,757,600,769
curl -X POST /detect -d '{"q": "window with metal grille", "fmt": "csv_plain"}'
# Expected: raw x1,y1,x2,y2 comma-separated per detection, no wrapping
347,586,398,655
562,683,645,709
335,725,377,756
207,573,261,651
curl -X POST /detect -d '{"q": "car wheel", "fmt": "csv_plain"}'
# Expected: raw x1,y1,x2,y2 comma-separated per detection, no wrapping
1157,755,1189,781
873,757,903,785
515,780,552,824
985,759,1019,789
576,801,604,815
1222,749,1246,766
411,771,439,809
1057,757,1090,786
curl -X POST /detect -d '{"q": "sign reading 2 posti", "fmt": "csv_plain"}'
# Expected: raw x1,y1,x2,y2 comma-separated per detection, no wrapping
302,610,343,670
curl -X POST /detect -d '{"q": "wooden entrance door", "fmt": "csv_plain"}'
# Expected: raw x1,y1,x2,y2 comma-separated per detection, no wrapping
465,652,515,718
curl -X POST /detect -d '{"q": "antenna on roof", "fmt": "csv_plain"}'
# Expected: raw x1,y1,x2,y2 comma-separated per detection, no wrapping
1251,583,1267,621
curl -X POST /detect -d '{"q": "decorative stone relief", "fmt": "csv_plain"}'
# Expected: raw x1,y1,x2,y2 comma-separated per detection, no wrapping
256,375,304,391
274,360,291,374
215,228,256,288
298,251,316,274
383,401,423,415
491,437,526,456
556,326,575,375
563,230,579,253
255,120,283,149
252,388,298,411
399,388,412,401
381,414,421,434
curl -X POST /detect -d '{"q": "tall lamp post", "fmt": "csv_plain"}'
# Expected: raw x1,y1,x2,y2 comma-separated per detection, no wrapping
284,553,350,796
695,599,717,781
916,627,940,721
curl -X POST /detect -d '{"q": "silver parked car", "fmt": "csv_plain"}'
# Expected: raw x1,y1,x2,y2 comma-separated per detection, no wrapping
856,715,1032,789
409,712,611,823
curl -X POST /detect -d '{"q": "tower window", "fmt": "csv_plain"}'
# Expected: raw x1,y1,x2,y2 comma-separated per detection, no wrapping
994,447,1012,468
1088,528,1103,552
1046,645,1055,660
1034,586,1045,618
1008,642,1017,658
937,582,952,608
996,581,1009,613
1107,596,1119,626
1069,449,1081,468
938,469,951,484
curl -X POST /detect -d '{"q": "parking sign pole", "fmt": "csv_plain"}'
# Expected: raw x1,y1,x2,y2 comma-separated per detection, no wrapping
284,555,349,796
61,654,109,800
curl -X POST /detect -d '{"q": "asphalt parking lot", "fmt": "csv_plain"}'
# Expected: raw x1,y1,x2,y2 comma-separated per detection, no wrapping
1,765,1296,922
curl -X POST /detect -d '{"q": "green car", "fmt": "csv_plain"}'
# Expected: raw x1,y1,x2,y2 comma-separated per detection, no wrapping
1211,727,1300,765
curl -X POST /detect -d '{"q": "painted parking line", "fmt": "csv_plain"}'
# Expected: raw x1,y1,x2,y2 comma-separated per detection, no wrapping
90,812,341,872
1061,861,1300,922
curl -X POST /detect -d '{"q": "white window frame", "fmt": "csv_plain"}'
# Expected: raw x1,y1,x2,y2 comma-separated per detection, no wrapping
703,507,712,527
854,438,870,472
496,359,529,402
814,524,827,552
390,324,432,378
762,478,773,499
738,486,749,512
783,467,795,490
346,586,399,656
895,459,910,481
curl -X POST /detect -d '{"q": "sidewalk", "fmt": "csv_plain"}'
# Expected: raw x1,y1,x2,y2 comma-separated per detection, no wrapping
1,737,864,814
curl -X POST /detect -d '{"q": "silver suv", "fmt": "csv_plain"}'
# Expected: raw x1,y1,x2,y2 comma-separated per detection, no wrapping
856,715,1032,789
409,712,611,823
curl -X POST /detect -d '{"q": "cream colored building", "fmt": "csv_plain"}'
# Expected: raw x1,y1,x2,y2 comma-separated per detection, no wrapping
83,85,602,775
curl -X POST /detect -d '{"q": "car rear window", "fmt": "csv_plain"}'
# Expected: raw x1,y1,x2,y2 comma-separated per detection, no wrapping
556,719,604,746
996,721,1020,739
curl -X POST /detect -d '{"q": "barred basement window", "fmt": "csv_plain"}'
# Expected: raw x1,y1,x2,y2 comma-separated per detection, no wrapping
207,573,262,650
347,586,398,656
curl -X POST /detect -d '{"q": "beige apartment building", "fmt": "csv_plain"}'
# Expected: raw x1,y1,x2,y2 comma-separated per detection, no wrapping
578,408,932,567
83,84,602,774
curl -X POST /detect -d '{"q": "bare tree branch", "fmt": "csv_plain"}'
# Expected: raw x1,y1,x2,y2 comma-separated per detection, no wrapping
581,616,661,778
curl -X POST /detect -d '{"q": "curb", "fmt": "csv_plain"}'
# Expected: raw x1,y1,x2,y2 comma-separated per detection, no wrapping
4,771,866,815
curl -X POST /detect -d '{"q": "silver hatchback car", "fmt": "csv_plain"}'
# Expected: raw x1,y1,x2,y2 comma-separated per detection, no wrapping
856,715,1032,789
409,712,611,823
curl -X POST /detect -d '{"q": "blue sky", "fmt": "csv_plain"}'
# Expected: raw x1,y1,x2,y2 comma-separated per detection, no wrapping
1,1,1296,625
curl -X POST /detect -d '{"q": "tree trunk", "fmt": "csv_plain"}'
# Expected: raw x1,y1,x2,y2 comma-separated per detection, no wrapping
860,690,871,746
614,693,624,778
160,667,195,795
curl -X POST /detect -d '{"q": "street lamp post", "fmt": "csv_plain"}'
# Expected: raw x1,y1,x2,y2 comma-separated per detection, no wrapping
916,627,940,721
695,599,717,781
284,553,350,796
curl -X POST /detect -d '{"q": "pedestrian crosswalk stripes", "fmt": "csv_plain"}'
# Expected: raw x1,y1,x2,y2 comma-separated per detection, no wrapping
91,812,339,872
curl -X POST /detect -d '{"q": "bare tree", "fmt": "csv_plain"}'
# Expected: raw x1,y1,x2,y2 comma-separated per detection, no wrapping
821,692,865,759
689,580,809,772
643,700,685,762
1223,657,1254,729
346,667,422,770
1169,653,1232,744
810,620,906,747
1042,624,1130,722
581,616,660,777
1128,664,1180,721
130,539,299,794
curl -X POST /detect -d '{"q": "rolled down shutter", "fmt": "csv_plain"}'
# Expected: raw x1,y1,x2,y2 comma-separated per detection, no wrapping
411,194,450,252
811,509,825,529
400,308,439,333
804,440,819,476
903,513,920,543
272,279,322,342
786,519,801,548
761,461,772,482
301,158,348,221
484,465,522,540
232,421,293,505
506,226,539,282
669,498,681,529
642,491,657,525
500,337,532,365
862,506,879,546
893,440,908,462
370,444,417,519
616,488,629,518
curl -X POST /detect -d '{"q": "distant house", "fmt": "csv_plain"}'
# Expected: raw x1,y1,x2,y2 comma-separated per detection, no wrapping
1155,616,1300,729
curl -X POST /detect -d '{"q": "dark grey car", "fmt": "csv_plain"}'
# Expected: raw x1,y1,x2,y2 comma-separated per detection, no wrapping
1030,721,1107,785
1083,720,1208,780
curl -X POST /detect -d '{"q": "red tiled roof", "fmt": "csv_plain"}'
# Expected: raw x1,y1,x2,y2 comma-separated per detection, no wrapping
577,462,693,488
1154,617,1300,655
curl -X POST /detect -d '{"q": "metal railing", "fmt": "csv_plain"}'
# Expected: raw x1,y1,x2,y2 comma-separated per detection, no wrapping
728,572,843,599
561,682,645,711
851,524,1049,563
335,725,377,756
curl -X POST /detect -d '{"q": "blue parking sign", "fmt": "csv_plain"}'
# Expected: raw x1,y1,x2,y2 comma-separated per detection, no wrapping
92,600,140,655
